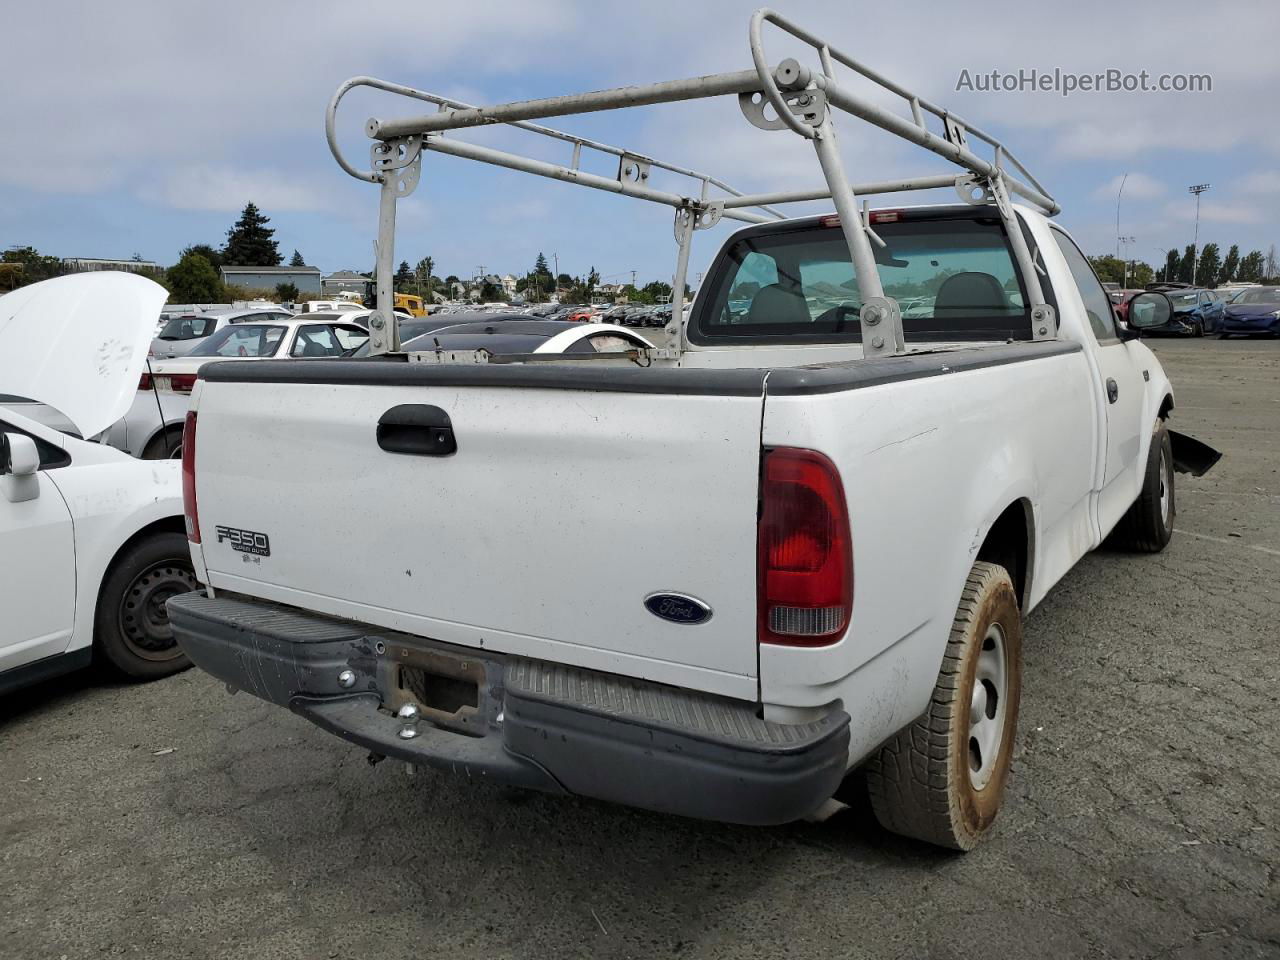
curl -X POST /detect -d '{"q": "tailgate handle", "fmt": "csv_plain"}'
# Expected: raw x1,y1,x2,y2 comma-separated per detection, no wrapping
377,404,456,456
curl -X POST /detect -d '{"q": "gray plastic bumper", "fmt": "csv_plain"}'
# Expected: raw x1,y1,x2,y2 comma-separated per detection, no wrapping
167,591,850,825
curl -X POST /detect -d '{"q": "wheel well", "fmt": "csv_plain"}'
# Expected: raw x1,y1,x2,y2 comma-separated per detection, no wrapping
99,517,187,594
976,500,1033,609
1158,394,1174,420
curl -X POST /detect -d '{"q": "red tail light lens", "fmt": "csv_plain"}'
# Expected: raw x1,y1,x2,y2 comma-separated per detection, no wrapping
138,372,152,391
170,374,197,395
181,412,200,543
758,448,852,646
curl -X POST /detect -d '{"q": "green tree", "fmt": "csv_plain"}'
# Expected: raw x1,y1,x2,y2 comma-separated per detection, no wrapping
1162,249,1179,284
223,203,282,266
1220,244,1240,284
167,252,223,302
642,280,673,302
275,282,299,302
1129,261,1154,287
1195,243,1221,287
1266,245,1280,282
415,256,434,289
586,266,600,298
289,249,305,267
394,260,413,289
1176,245,1196,284
1087,255,1125,285
1,246,62,286
1238,250,1265,282
181,244,224,269
479,280,504,301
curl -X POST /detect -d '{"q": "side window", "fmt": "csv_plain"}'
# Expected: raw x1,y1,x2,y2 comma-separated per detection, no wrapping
292,325,344,357
1050,229,1118,342
332,325,369,351
721,251,782,326
0,420,71,470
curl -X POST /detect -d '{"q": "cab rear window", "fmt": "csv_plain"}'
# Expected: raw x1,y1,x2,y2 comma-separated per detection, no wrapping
692,215,1031,345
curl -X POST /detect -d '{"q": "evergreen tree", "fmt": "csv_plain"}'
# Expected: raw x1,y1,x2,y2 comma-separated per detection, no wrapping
1220,244,1240,284
289,249,305,267
1265,245,1279,281
1238,250,1265,282
395,260,413,288
1176,245,1196,284
223,203,282,266
1195,243,1221,287
1162,249,1179,284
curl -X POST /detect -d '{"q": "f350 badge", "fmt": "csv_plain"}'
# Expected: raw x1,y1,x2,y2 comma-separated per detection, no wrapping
215,525,271,557
644,592,712,625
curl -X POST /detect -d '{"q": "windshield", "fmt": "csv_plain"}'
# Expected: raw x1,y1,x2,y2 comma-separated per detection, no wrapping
157,315,216,340
697,216,1030,343
1170,292,1200,307
189,324,286,357
1233,288,1280,305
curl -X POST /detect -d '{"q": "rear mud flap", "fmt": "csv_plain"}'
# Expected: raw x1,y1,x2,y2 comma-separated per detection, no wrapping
1169,430,1222,477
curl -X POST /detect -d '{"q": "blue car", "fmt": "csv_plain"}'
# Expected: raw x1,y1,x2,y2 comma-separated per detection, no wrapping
1220,286,1280,337
1149,288,1227,336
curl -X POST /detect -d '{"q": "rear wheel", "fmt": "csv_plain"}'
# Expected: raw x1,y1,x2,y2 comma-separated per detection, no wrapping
1110,422,1174,552
141,427,182,460
865,561,1023,851
94,531,197,680
1192,318,1204,338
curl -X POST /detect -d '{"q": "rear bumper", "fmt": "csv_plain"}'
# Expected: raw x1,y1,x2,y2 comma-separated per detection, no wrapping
167,591,850,826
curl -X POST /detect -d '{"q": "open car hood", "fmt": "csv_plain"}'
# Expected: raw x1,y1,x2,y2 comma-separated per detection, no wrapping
0,272,166,438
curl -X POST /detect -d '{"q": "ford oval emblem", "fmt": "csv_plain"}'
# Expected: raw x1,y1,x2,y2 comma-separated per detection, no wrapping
644,592,713,625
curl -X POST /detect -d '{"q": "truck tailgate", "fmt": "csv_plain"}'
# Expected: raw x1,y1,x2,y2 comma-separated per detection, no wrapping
190,363,768,699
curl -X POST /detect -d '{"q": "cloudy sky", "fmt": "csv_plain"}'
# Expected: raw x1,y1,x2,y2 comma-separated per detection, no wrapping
4,0,1278,285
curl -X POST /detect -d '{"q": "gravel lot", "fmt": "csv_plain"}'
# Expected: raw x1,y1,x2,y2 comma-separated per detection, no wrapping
3,338,1277,960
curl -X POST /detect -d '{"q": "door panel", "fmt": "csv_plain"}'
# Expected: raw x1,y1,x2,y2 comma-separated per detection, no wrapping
0,473,76,671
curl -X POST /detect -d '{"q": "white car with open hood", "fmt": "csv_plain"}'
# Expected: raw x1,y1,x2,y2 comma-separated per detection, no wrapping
0,273,197,694
167,11,1221,851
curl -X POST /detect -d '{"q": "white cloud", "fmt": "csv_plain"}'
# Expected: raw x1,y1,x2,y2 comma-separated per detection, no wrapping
1095,173,1165,202
143,166,334,213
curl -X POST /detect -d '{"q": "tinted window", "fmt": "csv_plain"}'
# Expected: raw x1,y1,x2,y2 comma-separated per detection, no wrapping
0,419,71,469
157,315,215,340
697,217,1030,344
1050,229,1117,341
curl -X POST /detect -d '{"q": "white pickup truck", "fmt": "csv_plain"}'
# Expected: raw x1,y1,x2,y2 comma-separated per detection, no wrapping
167,12,1218,850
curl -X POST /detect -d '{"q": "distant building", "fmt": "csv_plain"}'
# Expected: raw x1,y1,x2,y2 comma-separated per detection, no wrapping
500,274,518,298
221,264,322,293
62,257,160,274
322,270,369,296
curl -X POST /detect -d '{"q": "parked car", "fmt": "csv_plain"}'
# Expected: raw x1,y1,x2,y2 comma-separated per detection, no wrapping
1219,286,1280,337
1110,289,1146,322
313,308,411,330
150,306,294,358
148,317,370,389
1138,288,1225,336
1,273,196,694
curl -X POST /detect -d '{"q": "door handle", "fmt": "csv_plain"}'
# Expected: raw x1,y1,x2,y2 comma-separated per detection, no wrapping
377,404,456,456
1106,378,1119,404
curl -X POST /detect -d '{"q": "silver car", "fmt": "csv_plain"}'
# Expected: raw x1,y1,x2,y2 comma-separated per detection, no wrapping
150,307,293,359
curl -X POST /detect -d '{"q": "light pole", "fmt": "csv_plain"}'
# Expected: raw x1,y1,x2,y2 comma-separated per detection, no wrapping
1116,172,1129,261
1154,247,1166,284
1118,236,1136,286
1189,184,1210,285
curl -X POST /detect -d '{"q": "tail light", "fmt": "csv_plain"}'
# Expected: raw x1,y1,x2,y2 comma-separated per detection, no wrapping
758,448,852,646
170,374,197,394
181,412,200,543
138,372,152,391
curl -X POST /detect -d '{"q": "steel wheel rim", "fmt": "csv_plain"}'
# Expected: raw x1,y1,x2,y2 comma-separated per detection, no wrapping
118,561,198,661
968,622,1008,791
1159,447,1171,525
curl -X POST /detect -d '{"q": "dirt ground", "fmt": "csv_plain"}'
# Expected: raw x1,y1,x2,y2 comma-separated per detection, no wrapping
3,337,1277,960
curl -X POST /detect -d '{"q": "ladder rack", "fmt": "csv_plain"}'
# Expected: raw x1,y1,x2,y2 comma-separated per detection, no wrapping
327,8,1059,358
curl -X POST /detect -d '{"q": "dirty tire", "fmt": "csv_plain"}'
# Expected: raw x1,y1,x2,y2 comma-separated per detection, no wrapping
865,561,1022,851
94,531,197,681
141,428,182,460
1111,422,1174,552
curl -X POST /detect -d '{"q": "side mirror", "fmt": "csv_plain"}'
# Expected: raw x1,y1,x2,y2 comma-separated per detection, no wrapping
1,432,41,503
1126,292,1174,333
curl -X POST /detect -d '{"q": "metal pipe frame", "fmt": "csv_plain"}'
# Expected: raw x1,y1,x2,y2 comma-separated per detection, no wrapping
329,8,1060,357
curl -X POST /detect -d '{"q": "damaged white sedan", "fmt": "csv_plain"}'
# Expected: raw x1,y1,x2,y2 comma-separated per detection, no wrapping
0,273,196,693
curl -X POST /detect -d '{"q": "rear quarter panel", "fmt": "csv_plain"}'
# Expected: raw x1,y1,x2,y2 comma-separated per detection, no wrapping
759,347,1098,763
